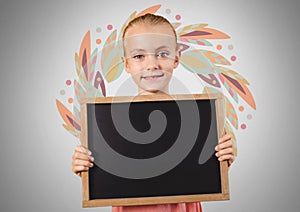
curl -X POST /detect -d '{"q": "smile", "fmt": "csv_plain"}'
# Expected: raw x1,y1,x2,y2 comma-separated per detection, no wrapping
141,73,164,80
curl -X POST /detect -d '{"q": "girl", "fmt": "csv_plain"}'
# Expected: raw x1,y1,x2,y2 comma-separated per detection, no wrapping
72,13,234,212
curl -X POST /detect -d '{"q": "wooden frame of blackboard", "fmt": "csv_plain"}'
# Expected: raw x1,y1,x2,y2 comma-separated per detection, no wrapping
80,93,229,208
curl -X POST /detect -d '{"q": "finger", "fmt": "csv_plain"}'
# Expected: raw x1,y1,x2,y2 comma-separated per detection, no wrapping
218,154,235,162
74,145,92,155
219,134,232,144
72,165,90,175
73,158,94,168
73,152,93,160
72,154,94,166
215,139,233,151
215,147,233,158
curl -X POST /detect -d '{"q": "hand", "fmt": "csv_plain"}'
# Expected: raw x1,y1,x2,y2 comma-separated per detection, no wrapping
215,133,235,169
72,145,94,177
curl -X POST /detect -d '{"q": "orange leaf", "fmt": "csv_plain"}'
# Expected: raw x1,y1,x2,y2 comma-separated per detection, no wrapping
172,22,182,30
136,4,161,17
79,31,91,80
220,73,256,109
56,99,81,131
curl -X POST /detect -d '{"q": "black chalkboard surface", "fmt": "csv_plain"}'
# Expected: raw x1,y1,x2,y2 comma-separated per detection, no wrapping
80,94,229,207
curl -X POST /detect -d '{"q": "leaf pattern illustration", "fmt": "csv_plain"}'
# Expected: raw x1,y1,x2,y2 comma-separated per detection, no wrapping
56,99,81,131
201,50,231,65
136,4,161,17
225,96,238,129
197,74,221,88
94,71,106,97
180,28,230,40
171,22,182,30
219,68,256,109
101,30,124,82
179,37,212,46
56,4,256,158
225,120,237,156
177,24,208,36
79,31,91,81
74,80,86,102
203,86,238,129
180,50,216,74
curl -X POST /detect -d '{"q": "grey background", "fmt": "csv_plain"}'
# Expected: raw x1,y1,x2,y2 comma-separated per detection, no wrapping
0,0,299,211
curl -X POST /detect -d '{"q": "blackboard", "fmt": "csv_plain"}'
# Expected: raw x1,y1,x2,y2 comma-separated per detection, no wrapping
80,94,229,207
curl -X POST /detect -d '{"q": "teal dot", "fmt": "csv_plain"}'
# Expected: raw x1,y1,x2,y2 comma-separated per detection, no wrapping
96,27,102,33
228,44,234,50
165,9,171,14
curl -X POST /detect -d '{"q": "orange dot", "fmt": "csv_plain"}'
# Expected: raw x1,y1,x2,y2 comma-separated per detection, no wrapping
68,98,73,104
216,44,222,50
238,106,244,112
96,39,101,44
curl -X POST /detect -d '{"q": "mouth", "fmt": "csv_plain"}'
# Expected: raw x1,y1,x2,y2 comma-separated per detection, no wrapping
141,73,164,80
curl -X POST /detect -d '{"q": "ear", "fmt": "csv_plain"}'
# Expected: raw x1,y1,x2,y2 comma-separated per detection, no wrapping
122,56,131,73
173,49,181,69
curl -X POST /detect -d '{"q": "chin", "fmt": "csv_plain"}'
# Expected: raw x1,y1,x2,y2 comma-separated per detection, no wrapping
140,87,168,95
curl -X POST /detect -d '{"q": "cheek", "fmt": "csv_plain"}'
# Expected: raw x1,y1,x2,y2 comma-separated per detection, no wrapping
126,62,144,74
161,61,176,73
130,72,142,83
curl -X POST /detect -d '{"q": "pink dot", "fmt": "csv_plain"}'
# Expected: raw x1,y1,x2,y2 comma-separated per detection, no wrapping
231,55,237,61
241,124,246,130
107,24,113,30
175,14,181,20
66,80,71,86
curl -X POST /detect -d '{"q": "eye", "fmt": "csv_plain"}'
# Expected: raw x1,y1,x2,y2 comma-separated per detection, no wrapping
157,51,169,58
132,54,145,60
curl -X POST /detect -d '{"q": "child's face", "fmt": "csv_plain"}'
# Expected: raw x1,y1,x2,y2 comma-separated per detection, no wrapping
122,24,180,95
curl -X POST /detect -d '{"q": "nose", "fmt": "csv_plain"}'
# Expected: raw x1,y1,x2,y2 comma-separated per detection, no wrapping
145,54,159,71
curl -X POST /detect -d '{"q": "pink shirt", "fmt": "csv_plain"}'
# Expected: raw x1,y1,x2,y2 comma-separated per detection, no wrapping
112,202,202,212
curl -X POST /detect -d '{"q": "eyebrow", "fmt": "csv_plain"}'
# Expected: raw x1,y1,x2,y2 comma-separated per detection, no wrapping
129,46,173,54
129,49,146,54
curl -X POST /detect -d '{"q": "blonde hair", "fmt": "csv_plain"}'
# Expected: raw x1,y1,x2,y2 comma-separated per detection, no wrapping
122,13,177,39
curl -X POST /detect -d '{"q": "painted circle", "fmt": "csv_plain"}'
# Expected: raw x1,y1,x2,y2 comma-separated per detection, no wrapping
68,98,73,104
96,39,102,44
241,124,246,129
165,9,171,14
247,114,252,120
66,80,72,86
238,106,244,112
175,14,181,20
96,27,102,33
60,89,65,95
216,44,222,50
107,24,113,30
231,55,237,61
228,44,234,50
